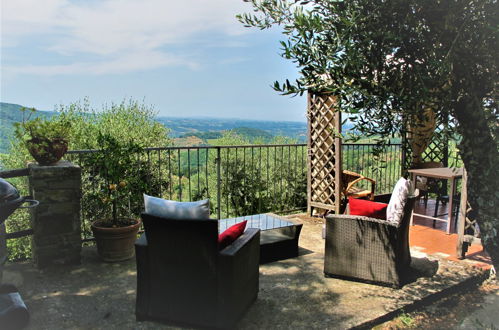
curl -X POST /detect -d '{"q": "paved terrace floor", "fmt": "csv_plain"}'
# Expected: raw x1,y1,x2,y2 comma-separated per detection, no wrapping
2,207,491,330
411,199,491,266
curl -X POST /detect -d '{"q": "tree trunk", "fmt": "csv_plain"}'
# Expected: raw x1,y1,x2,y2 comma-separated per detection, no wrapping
453,96,499,270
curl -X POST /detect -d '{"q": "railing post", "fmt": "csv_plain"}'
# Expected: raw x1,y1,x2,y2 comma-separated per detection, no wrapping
216,147,221,219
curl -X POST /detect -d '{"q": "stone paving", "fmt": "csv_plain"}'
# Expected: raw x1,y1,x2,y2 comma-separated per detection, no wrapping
2,214,490,329
459,288,499,329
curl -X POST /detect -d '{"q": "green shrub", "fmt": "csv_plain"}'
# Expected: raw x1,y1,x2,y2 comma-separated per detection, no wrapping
14,107,71,142
1,98,171,260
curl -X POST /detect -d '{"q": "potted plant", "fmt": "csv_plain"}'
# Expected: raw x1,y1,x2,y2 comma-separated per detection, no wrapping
14,107,71,166
85,132,143,262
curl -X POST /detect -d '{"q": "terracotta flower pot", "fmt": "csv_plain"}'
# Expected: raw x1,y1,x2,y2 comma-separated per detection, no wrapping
91,218,141,262
26,137,68,166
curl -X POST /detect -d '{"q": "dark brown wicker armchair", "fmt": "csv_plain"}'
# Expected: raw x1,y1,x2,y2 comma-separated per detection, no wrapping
135,213,260,329
324,191,418,287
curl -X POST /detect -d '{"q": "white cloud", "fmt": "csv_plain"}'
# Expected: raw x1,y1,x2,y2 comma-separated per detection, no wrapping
5,50,198,76
1,0,253,75
1,0,67,47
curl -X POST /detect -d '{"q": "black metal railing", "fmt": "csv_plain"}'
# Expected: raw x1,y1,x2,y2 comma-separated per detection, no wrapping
67,144,308,219
342,143,402,193
66,143,403,240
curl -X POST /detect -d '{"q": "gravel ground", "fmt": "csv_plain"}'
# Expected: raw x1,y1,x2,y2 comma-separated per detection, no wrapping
2,214,492,329
375,276,498,329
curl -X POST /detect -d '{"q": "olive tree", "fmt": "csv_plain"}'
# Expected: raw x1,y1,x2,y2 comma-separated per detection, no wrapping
239,0,498,268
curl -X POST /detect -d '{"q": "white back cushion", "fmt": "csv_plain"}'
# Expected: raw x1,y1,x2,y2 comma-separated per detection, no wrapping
386,178,412,224
144,194,210,220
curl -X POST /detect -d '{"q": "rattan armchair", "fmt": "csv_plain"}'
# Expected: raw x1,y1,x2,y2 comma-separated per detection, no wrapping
135,213,260,329
324,191,418,287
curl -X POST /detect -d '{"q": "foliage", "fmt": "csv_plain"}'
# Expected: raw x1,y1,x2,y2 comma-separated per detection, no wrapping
211,131,307,217
63,99,171,232
0,102,57,154
12,107,72,164
1,98,171,259
56,98,170,149
239,0,493,137
157,131,308,218
398,312,415,327
81,133,144,227
221,154,271,216
240,0,499,269
13,107,71,141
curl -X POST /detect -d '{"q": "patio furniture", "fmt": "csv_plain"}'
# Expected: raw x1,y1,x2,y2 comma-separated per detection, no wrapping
219,213,303,263
135,213,260,329
324,190,418,288
341,170,376,201
412,161,444,208
408,167,463,234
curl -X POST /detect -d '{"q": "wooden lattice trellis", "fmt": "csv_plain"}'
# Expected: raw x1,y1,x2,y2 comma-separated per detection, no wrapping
421,128,449,167
401,110,450,173
307,92,342,214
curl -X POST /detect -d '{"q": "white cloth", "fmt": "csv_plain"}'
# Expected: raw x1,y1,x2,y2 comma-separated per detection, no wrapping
386,178,413,224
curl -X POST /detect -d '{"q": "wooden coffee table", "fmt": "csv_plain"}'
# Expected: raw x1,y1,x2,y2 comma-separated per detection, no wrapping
219,213,303,263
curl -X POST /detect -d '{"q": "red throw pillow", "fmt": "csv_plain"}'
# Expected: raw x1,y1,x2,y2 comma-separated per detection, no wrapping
218,220,247,250
349,197,388,220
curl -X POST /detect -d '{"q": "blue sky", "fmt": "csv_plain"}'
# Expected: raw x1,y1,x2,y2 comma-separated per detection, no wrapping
1,0,306,122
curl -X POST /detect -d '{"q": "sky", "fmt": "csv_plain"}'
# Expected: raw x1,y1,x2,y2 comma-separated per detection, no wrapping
0,0,307,122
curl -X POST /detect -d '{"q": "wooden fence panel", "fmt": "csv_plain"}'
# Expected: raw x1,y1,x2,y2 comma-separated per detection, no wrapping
307,92,342,214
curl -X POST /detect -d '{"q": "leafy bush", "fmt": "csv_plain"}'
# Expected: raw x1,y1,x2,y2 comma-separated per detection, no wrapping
80,133,144,227
1,98,171,260
14,107,71,142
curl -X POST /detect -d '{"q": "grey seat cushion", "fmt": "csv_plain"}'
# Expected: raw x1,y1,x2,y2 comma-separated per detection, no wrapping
143,194,210,220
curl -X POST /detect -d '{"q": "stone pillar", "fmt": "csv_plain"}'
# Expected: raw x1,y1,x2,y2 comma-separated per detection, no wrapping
29,161,81,268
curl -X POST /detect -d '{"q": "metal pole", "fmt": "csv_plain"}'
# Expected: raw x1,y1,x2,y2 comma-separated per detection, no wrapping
216,147,221,219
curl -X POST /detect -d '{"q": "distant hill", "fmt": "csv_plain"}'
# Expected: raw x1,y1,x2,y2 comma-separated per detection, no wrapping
231,127,274,142
0,102,56,153
180,127,275,144
3,102,371,154
173,136,206,147
1,102,310,152
1,102,373,153
158,116,307,142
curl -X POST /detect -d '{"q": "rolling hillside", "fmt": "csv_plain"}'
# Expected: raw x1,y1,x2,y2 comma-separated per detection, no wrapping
157,116,307,141
179,127,275,143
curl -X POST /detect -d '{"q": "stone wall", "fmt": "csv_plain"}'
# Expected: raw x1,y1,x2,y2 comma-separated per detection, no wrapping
29,161,81,268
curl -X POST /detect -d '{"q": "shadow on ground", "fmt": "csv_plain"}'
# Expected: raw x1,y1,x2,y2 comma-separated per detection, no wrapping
2,215,488,329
